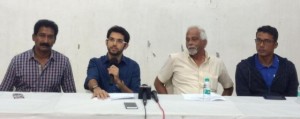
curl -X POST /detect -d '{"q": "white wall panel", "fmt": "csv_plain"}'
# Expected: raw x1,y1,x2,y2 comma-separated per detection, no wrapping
0,0,299,94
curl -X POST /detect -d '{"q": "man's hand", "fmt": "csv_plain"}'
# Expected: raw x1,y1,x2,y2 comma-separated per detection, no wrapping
107,65,134,93
108,65,120,83
92,87,110,99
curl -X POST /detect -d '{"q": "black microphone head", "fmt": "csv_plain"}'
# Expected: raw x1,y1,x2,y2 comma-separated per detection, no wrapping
109,58,118,66
138,84,151,99
142,84,148,86
143,91,147,106
109,58,118,85
151,90,159,102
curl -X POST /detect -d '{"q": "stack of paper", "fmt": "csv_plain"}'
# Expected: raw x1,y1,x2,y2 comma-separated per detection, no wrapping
109,93,135,100
182,93,226,101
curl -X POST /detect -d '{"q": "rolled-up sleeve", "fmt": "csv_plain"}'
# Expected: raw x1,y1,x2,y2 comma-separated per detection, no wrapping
61,58,76,93
129,62,141,93
0,57,17,91
157,55,174,83
84,58,100,90
218,60,234,89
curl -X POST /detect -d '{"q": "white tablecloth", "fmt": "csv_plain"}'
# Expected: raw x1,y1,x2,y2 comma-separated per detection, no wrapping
0,92,299,119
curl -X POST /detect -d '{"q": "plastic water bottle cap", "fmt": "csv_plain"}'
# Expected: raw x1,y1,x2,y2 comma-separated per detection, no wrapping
205,78,209,82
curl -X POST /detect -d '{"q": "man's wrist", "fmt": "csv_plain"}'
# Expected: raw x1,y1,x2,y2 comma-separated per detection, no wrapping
116,80,124,88
91,85,99,92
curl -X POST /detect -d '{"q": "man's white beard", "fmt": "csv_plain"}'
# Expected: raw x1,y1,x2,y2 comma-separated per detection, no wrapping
188,47,198,55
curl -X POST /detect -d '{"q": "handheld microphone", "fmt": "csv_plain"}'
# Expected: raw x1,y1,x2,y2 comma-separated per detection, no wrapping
151,90,159,103
109,58,118,85
143,91,147,105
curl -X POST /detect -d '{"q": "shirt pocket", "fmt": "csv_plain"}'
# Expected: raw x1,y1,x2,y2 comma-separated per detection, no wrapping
15,68,37,88
45,72,63,88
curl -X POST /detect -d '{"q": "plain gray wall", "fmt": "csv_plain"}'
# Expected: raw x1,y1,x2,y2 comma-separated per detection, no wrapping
0,0,299,94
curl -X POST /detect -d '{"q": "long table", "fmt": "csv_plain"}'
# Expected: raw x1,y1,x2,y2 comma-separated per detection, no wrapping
0,92,300,119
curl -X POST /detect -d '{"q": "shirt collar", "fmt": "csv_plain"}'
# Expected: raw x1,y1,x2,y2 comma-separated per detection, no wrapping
271,55,279,68
203,51,210,63
255,54,279,69
186,50,210,64
28,47,55,61
103,54,127,65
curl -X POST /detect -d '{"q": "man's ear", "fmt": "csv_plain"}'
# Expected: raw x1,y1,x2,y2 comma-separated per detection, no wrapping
123,43,129,50
274,42,278,49
53,38,56,44
32,34,35,41
105,40,108,46
203,39,207,48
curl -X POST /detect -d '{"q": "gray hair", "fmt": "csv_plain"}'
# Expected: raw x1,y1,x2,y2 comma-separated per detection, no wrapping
187,26,207,40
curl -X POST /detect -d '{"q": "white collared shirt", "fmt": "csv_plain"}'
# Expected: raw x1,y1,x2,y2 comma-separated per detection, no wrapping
158,51,233,94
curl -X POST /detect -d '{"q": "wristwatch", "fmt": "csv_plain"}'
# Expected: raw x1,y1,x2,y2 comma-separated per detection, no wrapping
91,85,99,91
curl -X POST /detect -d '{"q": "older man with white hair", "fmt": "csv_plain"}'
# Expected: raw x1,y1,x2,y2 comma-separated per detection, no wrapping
154,26,234,95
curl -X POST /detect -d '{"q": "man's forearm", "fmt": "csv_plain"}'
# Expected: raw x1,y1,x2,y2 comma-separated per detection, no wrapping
154,78,168,94
115,78,133,93
88,79,100,92
222,87,233,96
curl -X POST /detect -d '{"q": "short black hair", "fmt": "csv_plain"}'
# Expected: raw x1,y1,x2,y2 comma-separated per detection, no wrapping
33,19,58,38
256,25,278,42
106,25,130,43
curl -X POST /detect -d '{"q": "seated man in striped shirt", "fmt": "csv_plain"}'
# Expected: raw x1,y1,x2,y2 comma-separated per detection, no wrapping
0,19,76,92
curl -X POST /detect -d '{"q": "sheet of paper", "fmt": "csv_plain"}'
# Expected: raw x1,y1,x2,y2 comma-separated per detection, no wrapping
182,93,226,101
109,93,135,100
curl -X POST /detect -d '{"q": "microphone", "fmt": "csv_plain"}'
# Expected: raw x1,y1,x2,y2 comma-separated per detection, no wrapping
138,84,151,106
143,90,147,105
109,58,118,85
151,90,159,103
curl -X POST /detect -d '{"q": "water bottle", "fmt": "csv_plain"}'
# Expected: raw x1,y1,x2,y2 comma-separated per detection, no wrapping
203,77,211,97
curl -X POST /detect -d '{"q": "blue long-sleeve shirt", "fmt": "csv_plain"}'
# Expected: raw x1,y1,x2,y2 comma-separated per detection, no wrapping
84,55,141,93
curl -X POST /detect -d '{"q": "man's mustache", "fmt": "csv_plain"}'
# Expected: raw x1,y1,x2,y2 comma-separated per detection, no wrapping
188,47,197,49
40,43,50,47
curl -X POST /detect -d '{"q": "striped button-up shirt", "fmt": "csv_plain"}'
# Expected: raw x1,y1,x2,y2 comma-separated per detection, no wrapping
0,49,76,92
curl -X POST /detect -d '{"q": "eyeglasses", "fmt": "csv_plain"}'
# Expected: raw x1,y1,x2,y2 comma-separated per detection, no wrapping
107,38,126,44
255,38,275,45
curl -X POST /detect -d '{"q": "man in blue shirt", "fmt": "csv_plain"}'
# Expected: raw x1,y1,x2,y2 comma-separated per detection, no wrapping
84,26,140,99
235,25,299,96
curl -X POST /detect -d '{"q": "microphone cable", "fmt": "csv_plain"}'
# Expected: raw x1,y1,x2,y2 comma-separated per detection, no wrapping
151,91,165,119
142,91,147,119
157,102,165,119
143,103,147,119
139,84,151,119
